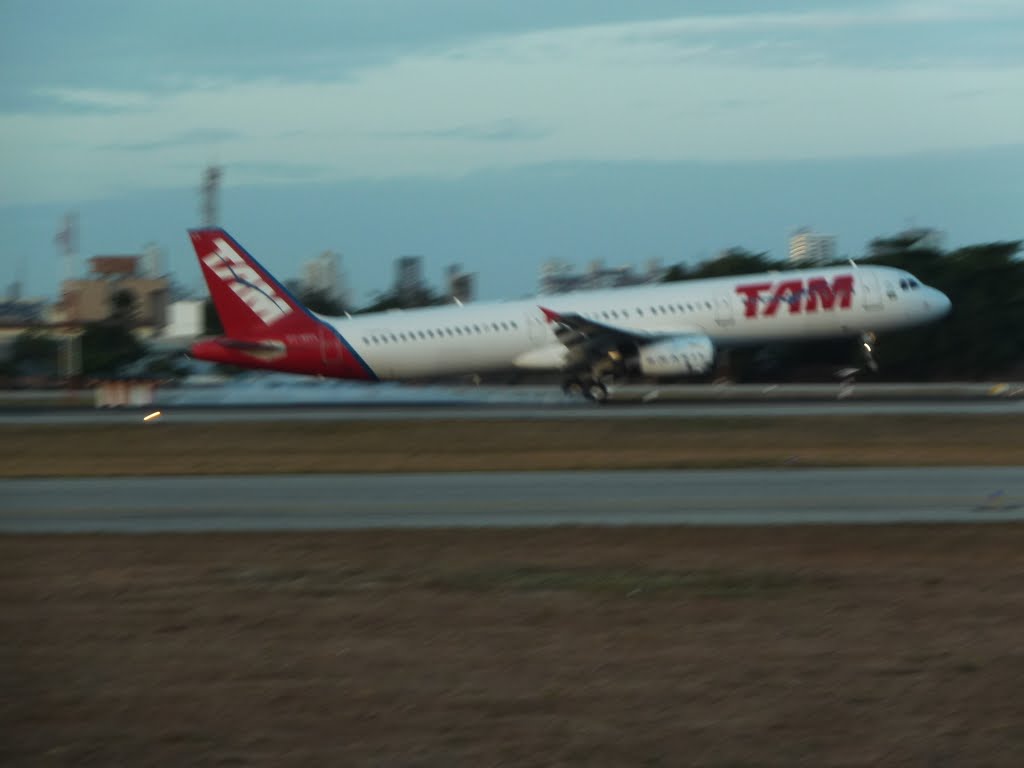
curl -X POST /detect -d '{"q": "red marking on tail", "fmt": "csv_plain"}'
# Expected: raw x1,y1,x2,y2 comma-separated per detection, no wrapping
188,228,377,381
190,229,313,338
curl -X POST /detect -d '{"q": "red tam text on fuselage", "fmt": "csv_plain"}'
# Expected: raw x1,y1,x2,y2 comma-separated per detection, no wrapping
735,274,854,318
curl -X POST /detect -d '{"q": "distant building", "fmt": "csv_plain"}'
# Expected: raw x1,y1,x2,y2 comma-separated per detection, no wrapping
538,258,664,295
301,250,347,306
445,264,475,303
0,297,47,326
56,254,170,333
394,255,424,303
0,297,69,368
869,227,945,257
161,300,205,341
789,228,837,264
0,297,52,364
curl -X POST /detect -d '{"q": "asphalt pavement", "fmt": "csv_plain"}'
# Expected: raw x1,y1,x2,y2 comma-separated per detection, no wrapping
2,468,1022,532
3,398,1024,425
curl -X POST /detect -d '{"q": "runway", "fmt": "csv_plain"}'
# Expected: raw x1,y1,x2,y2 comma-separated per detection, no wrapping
3,468,1022,532
3,399,1024,425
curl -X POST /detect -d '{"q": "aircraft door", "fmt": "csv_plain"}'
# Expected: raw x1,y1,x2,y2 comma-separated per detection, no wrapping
527,310,549,343
860,271,884,311
715,292,735,326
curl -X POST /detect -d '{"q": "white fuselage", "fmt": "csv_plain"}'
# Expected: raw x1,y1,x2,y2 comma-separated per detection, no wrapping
329,265,949,380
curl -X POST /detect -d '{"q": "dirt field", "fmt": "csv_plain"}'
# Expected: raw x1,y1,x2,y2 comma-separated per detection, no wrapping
4,527,1024,767
3,414,1024,476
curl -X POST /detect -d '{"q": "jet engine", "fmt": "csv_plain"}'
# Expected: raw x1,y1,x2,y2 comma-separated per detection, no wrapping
637,335,715,377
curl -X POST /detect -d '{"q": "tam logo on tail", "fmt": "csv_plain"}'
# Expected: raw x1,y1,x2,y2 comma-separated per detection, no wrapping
203,237,293,325
191,227,376,381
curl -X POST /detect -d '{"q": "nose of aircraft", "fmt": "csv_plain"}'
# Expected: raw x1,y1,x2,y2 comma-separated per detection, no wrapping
926,288,952,318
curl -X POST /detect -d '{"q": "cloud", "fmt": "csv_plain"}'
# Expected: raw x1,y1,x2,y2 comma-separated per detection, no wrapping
101,129,241,152
2,3,1024,205
40,88,155,112
229,161,330,183
521,0,1024,43
393,119,550,142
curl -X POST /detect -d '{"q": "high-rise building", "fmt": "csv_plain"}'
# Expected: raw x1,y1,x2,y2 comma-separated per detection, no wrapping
302,250,346,305
789,228,837,263
538,258,661,294
445,264,475,303
394,255,424,303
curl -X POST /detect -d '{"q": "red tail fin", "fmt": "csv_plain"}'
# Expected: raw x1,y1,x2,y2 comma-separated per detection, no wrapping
189,228,311,338
189,228,377,381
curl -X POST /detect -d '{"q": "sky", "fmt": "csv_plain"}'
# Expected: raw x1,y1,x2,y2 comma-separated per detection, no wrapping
1,0,1022,304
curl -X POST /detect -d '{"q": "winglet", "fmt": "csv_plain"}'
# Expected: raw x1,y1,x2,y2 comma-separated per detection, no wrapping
539,306,562,324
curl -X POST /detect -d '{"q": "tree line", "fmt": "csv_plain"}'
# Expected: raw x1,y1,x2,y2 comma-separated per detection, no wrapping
4,235,1022,382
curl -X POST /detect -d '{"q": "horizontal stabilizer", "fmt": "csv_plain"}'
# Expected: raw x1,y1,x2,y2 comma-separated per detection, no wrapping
219,338,287,353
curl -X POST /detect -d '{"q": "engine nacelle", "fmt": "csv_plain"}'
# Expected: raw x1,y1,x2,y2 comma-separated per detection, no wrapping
637,335,715,377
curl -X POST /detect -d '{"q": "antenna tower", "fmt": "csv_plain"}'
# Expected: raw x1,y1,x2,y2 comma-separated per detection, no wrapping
55,212,78,285
201,165,223,227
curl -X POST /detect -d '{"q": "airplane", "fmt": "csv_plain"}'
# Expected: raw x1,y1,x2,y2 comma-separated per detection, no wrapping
188,228,952,402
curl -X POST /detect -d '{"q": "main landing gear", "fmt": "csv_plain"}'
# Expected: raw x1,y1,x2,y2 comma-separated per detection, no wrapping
860,332,879,372
562,376,609,403
835,332,879,386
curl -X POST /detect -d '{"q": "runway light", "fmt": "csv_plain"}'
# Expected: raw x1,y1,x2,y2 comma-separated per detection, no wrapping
143,411,162,422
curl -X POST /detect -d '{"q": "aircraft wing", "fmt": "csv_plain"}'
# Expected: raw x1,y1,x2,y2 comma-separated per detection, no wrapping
538,305,715,378
540,306,662,346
